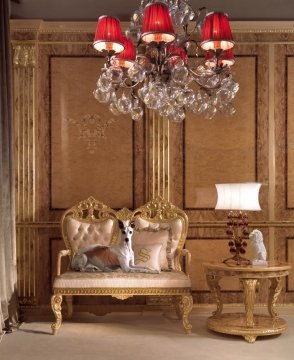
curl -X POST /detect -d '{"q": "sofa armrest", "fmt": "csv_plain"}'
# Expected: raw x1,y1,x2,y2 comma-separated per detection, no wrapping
180,249,191,276
56,249,71,276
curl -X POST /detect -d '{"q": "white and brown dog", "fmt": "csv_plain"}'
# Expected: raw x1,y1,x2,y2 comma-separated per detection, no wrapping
72,220,159,273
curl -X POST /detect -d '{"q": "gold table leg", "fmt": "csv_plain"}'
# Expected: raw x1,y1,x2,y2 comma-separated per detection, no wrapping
206,274,223,316
268,277,282,318
240,279,258,328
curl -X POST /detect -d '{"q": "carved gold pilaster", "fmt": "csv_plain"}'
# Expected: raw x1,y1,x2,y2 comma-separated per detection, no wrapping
13,43,38,306
13,45,36,67
146,110,170,200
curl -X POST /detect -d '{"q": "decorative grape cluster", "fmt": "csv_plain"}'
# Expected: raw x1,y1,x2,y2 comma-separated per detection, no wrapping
226,212,249,256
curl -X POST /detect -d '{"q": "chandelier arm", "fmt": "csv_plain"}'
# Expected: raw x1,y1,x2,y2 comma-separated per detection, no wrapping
188,68,222,91
121,78,141,89
157,44,168,77
181,6,206,40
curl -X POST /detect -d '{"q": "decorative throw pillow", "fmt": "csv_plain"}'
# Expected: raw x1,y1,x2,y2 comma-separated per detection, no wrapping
132,229,170,270
133,217,184,270
133,243,162,272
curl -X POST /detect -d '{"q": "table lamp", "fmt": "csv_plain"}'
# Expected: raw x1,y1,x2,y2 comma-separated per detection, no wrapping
215,182,261,265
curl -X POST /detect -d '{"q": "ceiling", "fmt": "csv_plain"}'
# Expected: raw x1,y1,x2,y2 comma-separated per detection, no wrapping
10,0,294,22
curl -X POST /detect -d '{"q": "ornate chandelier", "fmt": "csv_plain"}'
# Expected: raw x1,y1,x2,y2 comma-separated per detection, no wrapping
92,0,239,121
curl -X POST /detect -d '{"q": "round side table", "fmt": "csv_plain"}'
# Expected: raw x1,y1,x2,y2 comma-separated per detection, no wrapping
203,261,292,343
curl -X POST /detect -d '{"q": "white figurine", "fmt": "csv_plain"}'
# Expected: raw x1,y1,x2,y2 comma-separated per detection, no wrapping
249,229,267,265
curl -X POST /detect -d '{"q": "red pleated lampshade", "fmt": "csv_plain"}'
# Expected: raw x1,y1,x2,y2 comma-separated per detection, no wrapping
205,48,235,67
201,12,234,51
93,16,124,53
112,37,136,68
167,44,187,63
141,2,175,43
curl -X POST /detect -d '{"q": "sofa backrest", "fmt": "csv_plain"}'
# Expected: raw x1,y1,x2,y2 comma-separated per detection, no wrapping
131,197,188,271
61,196,118,256
61,196,188,272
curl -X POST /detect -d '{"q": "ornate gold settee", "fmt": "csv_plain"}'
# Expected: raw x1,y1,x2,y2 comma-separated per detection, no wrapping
51,196,193,334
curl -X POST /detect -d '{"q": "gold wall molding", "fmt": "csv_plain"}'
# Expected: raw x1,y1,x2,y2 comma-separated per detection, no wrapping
15,220,294,229
231,21,294,33
16,222,60,228
10,20,294,34
268,44,276,261
13,43,38,306
17,228,38,307
189,222,294,228
146,110,170,200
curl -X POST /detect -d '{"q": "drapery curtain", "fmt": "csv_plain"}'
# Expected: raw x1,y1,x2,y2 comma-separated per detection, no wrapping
0,0,19,331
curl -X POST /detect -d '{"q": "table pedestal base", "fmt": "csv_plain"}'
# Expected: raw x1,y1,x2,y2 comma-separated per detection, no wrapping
207,313,287,343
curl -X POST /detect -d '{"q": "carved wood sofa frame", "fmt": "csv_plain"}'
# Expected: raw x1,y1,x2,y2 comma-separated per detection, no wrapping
51,196,193,334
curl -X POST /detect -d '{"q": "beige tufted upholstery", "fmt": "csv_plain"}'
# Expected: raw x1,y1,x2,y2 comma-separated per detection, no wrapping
66,217,115,253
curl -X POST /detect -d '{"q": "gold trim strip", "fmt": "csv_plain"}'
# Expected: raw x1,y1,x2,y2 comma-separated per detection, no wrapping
10,20,294,34
162,115,165,198
167,119,170,201
32,66,36,222
157,113,160,197
268,44,276,261
54,287,191,296
16,229,20,293
16,67,20,221
23,228,26,296
11,41,294,47
189,221,294,228
152,111,155,198
16,222,60,228
28,228,31,296
15,220,294,229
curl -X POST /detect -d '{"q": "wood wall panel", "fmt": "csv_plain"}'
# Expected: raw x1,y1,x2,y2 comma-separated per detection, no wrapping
287,238,294,291
275,45,294,220
50,57,133,209
287,56,294,209
186,239,240,291
185,57,257,210
37,43,146,222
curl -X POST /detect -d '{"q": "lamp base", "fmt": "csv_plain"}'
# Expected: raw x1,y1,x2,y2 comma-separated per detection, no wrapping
223,254,250,266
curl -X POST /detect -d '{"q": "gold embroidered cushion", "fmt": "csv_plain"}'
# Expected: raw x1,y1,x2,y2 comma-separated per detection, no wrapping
132,229,170,270
134,217,183,270
66,217,115,253
133,243,162,272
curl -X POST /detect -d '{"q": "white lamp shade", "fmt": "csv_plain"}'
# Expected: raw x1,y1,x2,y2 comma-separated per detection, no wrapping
215,183,261,211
